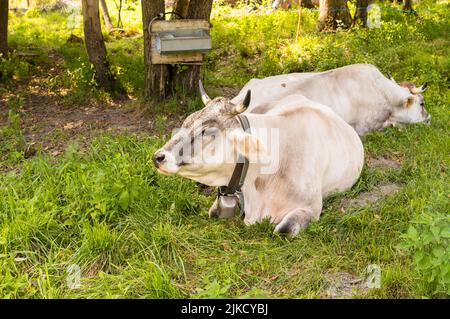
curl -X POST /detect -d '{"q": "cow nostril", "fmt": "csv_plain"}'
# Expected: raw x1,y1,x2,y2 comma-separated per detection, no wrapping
153,153,166,167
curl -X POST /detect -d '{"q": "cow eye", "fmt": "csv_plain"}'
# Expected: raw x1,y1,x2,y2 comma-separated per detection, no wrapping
202,128,217,136
420,102,425,107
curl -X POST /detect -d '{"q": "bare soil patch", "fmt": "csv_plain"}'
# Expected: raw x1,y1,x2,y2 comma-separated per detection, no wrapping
367,155,402,170
341,183,401,210
0,51,186,155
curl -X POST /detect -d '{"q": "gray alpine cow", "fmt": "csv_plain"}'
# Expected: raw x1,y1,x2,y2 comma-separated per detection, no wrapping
232,64,430,136
153,83,364,236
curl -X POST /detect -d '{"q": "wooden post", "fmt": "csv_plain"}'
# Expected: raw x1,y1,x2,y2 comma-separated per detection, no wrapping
295,0,302,42
0,0,8,57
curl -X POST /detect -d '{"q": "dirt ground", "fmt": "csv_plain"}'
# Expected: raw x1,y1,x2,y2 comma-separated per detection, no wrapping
0,52,241,156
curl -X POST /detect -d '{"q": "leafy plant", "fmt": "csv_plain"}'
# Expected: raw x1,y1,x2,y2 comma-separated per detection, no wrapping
400,212,450,296
193,276,231,298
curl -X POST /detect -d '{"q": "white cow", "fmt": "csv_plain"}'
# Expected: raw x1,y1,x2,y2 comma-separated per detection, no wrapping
232,64,430,136
153,85,364,236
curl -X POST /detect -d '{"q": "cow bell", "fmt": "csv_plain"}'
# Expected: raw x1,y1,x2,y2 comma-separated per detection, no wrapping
217,194,239,218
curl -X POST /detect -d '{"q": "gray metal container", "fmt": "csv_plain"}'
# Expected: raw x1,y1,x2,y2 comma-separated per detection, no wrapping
155,29,212,54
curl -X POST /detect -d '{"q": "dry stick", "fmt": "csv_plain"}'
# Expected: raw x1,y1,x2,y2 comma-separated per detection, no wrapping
295,0,302,43
116,0,123,28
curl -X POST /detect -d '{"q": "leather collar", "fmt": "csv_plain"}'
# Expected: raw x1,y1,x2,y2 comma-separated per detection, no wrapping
218,114,250,216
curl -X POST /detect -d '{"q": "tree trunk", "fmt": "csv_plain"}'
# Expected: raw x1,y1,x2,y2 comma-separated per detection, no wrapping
172,0,213,95
82,0,120,92
0,0,8,58
142,0,170,100
173,0,190,18
100,0,114,32
316,0,352,31
402,0,413,11
301,0,316,8
353,0,369,27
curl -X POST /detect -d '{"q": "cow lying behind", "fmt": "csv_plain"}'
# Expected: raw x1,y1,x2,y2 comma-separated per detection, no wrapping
153,87,364,236
232,64,430,136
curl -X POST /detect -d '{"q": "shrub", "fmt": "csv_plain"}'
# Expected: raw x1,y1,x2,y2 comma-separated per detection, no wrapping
400,212,450,296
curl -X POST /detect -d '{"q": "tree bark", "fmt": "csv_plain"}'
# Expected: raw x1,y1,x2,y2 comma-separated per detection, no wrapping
353,0,369,27
316,0,352,31
82,0,120,92
402,0,413,11
172,0,213,95
301,0,316,8
100,0,114,32
142,0,170,100
173,0,190,18
0,0,8,58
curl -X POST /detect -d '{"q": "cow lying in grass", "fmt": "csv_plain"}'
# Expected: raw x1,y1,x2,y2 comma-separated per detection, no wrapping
232,63,430,136
153,84,364,236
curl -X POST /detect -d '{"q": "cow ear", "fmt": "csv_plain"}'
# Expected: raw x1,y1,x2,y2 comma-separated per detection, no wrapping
404,95,415,108
230,130,266,160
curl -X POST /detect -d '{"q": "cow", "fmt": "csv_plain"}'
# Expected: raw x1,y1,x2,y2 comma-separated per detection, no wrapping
152,83,364,237
231,64,430,136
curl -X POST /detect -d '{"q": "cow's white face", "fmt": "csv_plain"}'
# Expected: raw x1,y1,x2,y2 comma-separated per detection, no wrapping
153,88,264,186
390,82,430,125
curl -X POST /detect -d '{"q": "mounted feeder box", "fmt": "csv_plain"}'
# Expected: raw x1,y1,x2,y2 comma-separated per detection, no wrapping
150,19,212,65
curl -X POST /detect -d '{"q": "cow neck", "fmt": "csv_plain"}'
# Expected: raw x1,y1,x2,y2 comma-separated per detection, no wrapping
218,114,250,216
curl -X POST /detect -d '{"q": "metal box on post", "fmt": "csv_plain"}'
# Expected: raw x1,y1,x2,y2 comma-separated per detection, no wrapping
150,19,211,64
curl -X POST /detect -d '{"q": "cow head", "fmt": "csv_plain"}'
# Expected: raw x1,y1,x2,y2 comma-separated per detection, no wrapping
388,75,430,125
153,82,265,186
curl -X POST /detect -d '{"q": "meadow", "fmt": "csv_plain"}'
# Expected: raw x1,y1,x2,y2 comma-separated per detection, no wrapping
0,0,449,298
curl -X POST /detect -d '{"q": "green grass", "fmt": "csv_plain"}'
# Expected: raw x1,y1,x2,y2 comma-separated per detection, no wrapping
0,1,449,298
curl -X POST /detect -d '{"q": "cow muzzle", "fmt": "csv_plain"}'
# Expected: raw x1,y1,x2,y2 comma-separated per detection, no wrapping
153,151,166,168
152,149,179,175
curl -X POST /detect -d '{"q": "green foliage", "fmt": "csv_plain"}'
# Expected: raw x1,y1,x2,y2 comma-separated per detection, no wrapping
193,276,231,298
400,213,450,296
0,97,26,166
0,55,30,83
206,2,449,88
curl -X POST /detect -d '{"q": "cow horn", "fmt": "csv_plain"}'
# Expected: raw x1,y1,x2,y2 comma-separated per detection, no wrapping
411,82,428,94
388,73,396,83
199,80,211,105
231,90,251,115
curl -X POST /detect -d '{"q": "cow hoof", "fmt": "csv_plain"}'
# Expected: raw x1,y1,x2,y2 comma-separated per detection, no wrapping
274,211,311,237
274,221,300,237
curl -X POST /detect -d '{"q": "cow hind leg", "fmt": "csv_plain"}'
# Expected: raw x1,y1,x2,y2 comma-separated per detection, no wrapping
274,208,314,237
